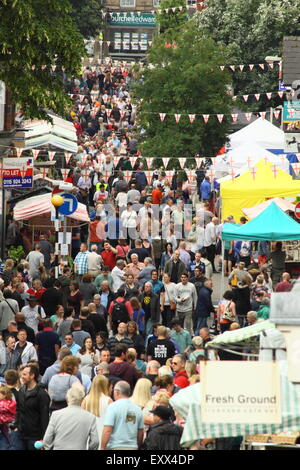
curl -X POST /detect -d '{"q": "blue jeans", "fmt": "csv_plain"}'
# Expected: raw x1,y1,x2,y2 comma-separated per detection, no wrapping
195,317,208,336
145,319,153,336
0,430,25,450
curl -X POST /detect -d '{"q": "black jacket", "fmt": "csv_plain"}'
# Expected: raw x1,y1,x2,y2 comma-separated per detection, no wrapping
138,292,160,323
143,421,183,450
16,322,35,344
195,286,214,318
17,383,50,440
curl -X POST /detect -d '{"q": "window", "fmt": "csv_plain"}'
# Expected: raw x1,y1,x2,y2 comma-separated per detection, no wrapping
120,0,136,7
153,0,160,6
112,32,152,53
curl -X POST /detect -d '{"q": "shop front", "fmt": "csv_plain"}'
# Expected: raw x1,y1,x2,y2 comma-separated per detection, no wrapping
106,12,157,59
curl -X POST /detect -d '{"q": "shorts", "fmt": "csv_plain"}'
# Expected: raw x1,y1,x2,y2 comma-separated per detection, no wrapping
224,249,235,262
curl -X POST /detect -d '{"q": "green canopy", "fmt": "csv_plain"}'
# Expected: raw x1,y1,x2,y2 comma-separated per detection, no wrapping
206,320,275,349
222,202,300,241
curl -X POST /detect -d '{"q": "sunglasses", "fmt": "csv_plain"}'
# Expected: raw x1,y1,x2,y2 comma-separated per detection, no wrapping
171,362,178,365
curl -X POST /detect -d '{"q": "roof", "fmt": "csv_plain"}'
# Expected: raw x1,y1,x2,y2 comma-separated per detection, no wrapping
242,197,296,219
283,36,300,86
206,320,275,348
229,117,284,150
13,192,90,223
222,202,300,241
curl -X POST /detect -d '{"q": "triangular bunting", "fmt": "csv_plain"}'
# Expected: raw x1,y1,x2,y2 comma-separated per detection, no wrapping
146,158,152,170
229,65,235,71
146,171,152,186
260,111,266,119
129,157,136,168
64,152,72,164
48,151,56,161
296,153,300,163
217,114,224,123
188,114,196,124
203,114,210,123
162,158,169,169
243,95,249,102
61,169,70,180
273,110,281,120
231,114,238,123
255,94,260,101
31,149,40,160
250,167,257,179
245,112,252,121
179,158,185,169
269,63,274,69
259,64,265,70
220,66,225,71
266,92,272,100
174,114,181,123
81,155,87,165
179,6,183,11
249,64,254,70
106,108,112,117
16,148,23,157
172,7,176,12
278,91,284,99
291,163,300,177
195,157,203,169
159,113,166,122
239,65,244,71
114,157,120,167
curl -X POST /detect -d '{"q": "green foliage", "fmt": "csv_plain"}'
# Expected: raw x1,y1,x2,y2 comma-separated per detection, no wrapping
8,245,25,263
196,0,300,106
70,0,103,38
156,0,187,39
134,21,233,158
0,0,85,120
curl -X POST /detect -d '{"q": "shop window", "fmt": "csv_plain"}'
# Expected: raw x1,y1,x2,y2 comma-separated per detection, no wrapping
120,0,136,7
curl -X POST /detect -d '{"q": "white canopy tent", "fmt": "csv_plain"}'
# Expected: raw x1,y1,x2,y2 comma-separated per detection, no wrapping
229,117,285,150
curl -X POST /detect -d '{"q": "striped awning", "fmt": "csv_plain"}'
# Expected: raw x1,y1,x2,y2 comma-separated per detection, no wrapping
170,362,300,447
206,320,275,349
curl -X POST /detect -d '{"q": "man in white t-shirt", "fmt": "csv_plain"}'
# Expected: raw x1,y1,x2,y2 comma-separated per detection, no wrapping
111,260,126,293
21,295,46,334
115,190,128,208
26,244,44,279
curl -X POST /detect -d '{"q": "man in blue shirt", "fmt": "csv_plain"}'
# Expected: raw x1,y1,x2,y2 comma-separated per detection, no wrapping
149,270,164,295
61,333,81,355
200,176,211,201
101,381,144,450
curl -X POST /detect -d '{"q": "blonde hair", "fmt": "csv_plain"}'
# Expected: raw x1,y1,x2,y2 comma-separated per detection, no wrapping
153,391,170,406
0,385,13,400
81,375,109,417
4,259,14,270
185,360,197,378
130,378,152,409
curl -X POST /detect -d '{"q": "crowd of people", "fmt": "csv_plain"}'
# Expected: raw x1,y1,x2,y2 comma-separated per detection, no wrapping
0,62,294,452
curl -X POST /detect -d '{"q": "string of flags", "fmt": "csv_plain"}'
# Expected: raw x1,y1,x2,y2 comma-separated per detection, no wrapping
100,3,205,19
12,148,75,163
147,110,282,123
232,91,285,102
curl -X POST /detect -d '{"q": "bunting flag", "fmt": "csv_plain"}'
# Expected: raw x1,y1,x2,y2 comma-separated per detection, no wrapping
239,65,244,72
269,63,274,69
187,170,193,183
31,149,40,160
217,114,224,123
174,114,181,123
48,151,56,161
229,168,236,181
220,66,225,71
19,166,27,179
79,94,84,102
229,65,235,72
179,158,186,169
114,156,120,167
266,92,272,100
129,156,136,168
61,169,70,180
260,111,266,119
188,114,196,124
78,105,84,114
245,112,252,122
146,170,152,185
231,113,238,123
292,163,300,176
82,170,90,179
51,65,56,72
271,165,278,178
296,153,300,163
64,152,72,164
203,114,210,123
120,109,126,119
249,64,254,70
163,158,169,168
195,157,203,169
146,158,152,170
255,94,260,101
15,148,23,157
243,95,249,102
274,109,281,120
208,168,215,183
259,64,265,70
278,91,284,99
106,108,112,117
250,167,257,179
81,155,87,165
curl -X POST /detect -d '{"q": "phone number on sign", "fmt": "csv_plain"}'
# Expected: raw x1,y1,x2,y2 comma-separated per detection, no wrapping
3,178,32,185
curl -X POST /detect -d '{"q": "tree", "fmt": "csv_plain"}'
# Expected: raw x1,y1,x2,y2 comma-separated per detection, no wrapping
70,0,103,38
196,0,300,107
0,0,85,120
134,21,233,158
156,0,187,39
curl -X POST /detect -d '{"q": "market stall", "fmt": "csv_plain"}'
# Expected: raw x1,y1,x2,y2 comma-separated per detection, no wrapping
220,161,300,221
242,197,295,220
229,117,285,150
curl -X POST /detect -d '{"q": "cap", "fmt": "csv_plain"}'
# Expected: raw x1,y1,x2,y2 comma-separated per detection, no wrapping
150,406,172,420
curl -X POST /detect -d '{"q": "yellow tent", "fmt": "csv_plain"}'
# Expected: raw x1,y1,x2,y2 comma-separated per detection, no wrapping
220,160,300,221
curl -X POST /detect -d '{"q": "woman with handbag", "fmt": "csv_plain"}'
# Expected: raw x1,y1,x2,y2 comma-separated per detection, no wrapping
217,290,237,333
161,273,177,328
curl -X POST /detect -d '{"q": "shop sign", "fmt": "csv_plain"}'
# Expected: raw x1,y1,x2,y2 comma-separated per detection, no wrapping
108,13,156,27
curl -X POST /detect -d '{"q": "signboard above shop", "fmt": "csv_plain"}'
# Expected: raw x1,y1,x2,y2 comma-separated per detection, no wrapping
108,12,156,27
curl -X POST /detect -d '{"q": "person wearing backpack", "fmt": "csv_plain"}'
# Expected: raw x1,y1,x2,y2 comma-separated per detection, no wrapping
108,287,133,334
